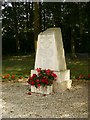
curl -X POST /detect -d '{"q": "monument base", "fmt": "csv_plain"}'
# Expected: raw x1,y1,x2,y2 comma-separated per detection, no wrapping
53,70,72,92
53,80,72,92
31,69,72,92
31,85,53,94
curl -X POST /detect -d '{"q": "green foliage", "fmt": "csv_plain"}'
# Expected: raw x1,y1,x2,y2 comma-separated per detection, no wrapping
2,2,90,55
2,2,34,55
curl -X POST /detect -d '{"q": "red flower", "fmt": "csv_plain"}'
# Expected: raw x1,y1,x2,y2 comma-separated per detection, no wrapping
37,84,41,87
31,81,35,85
4,75,8,79
28,76,32,80
28,77,32,84
7,74,10,77
41,79,45,83
36,79,39,83
45,80,49,84
46,69,51,74
32,74,37,79
33,74,37,77
36,68,41,73
79,74,84,79
38,73,42,76
43,76,46,79
19,76,22,79
51,73,57,78
11,75,15,79
87,74,90,78
77,77,80,80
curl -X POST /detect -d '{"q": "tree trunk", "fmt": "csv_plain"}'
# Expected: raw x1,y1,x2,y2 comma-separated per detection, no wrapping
26,2,29,28
25,2,29,54
53,3,62,27
29,2,33,28
33,2,42,51
12,2,20,54
43,9,46,30
70,28,77,58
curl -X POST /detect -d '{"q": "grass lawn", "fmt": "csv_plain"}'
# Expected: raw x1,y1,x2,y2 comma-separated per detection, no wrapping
66,56,90,79
2,54,35,81
2,53,90,81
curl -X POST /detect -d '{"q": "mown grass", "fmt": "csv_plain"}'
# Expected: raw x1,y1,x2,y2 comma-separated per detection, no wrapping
2,53,90,81
2,54,35,81
66,57,89,79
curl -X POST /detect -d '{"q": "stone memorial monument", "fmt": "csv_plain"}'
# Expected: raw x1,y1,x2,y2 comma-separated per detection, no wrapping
31,28,72,92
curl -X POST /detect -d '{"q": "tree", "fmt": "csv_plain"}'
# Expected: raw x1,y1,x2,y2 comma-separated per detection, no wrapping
2,2,35,55
12,2,20,54
33,2,42,50
2,2,90,55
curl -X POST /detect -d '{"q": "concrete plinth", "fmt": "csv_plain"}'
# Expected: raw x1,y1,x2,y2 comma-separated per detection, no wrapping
53,80,72,92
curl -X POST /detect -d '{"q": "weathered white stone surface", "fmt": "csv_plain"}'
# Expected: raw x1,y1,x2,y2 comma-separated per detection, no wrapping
31,85,53,94
31,28,72,92
53,80,72,92
35,28,67,71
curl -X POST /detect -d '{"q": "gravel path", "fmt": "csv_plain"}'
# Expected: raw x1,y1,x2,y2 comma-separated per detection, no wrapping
1,80,89,118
